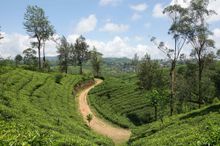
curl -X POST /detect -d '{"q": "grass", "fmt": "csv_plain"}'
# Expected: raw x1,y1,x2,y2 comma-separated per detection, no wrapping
0,67,113,145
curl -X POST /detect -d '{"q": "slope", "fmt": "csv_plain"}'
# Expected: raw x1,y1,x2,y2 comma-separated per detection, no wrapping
88,76,155,128
129,103,220,146
0,67,113,145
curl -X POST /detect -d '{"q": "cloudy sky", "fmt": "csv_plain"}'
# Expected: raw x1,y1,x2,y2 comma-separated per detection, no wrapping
0,0,220,59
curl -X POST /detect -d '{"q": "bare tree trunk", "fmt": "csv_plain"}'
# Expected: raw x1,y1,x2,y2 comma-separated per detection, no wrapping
170,61,176,116
198,60,202,108
65,63,68,74
38,43,41,69
43,41,46,68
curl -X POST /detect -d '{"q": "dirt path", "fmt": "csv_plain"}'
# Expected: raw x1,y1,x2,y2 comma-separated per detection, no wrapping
78,79,131,145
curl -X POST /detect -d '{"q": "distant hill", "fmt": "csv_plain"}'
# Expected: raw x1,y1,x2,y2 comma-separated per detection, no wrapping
45,56,58,61
103,57,132,65
45,56,132,64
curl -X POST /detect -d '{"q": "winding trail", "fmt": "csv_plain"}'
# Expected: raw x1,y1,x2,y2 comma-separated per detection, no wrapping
78,79,131,144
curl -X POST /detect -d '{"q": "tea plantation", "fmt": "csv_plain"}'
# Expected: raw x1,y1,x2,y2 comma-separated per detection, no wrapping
89,76,220,145
129,103,220,146
1,67,220,146
0,67,113,145
88,75,158,128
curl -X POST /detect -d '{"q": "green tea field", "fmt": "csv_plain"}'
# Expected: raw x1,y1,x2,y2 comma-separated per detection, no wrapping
0,68,113,145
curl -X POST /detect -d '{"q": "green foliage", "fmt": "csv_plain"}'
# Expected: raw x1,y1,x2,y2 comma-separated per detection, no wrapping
57,36,71,73
87,113,93,123
213,97,220,104
137,54,166,90
0,121,53,145
54,73,63,84
0,68,113,145
89,76,162,127
0,58,15,67
23,48,38,70
43,60,51,72
14,54,23,66
90,47,102,77
148,90,161,107
129,103,220,146
72,35,90,74
23,5,55,69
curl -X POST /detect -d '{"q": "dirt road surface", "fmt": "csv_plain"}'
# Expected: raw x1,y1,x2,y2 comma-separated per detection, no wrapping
78,79,131,144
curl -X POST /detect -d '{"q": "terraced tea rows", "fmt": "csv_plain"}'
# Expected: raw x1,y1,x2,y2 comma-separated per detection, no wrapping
88,76,154,128
0,68,113,145
129,103,220,146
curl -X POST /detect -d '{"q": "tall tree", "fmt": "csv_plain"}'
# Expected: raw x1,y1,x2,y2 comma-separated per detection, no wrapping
151,4,188,116
186,0,215,108
137,53,163,90
23,5,55,69
15,54,23,66
148,90,161,121
57,36,70,74
151,3,188,116
73,35,89,74
23,48,37,68
90,47,102,77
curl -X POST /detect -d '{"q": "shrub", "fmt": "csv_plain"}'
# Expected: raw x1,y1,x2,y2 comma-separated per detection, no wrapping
55,74,63,84
213,97,220,104
87,114,93,124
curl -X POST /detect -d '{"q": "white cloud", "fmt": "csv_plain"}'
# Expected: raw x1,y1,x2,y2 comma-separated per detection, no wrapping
65,34,162,59
134,36,144,42
87,36,163,59
100,22,129,33
99,0,121,6
152,3,166,18
131,13,142,21
212,28,220,48
88,36,138,58
67,34,80,44
0,33,29,58
208,0,220,22
0,32,57,58
3,29,220,60
130,3,147,12
213,28,220,38
170,0,190,8
74,14,97,34
0,32,165,59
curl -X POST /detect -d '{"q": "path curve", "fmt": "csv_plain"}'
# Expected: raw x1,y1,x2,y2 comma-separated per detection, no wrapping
78,79,131,144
